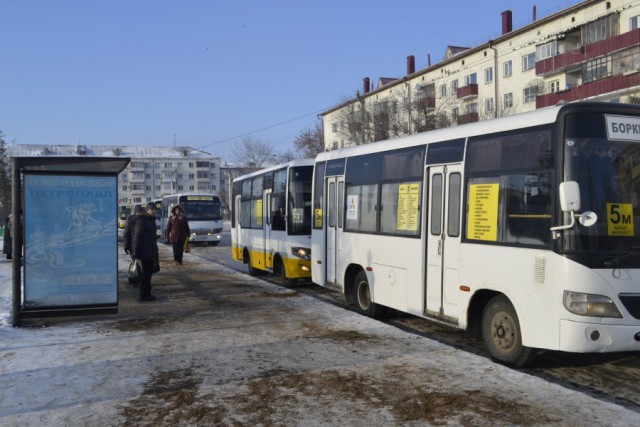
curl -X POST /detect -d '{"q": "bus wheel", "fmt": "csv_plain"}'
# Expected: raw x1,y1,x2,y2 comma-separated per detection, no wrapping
278,259,297,287
481,295,536,367
353,271,386,319
246,252,261,276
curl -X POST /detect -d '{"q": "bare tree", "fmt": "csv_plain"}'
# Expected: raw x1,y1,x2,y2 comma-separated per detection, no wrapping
230,136,274,167
293,121,325,158
0,132,11,220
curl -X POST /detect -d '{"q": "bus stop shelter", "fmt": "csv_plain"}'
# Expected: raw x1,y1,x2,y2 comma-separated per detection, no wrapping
11,156,130,326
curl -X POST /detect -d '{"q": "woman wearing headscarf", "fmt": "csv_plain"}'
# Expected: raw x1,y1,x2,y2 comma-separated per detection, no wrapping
165,205,190,265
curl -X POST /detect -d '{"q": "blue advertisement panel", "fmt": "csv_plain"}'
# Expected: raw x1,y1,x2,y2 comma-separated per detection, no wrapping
24,174,118,308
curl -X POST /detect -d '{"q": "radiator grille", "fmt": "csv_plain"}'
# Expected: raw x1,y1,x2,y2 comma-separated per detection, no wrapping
619,294,640,319
534,257,546,284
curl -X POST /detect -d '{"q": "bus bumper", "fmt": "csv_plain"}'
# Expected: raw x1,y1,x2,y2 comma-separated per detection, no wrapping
559,319,640,353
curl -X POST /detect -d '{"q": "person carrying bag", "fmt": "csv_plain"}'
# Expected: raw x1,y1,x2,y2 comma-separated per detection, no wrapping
165,205,190,265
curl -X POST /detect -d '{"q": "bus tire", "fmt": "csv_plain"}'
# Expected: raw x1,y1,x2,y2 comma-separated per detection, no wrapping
481,295,536,367
278,258,297,287
353,271,386,319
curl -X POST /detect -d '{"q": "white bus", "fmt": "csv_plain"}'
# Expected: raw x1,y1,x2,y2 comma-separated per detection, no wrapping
161,193,223,245
231,159,314,284
311,102,640,367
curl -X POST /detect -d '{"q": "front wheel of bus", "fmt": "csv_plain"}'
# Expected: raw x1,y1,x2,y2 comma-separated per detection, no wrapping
353,271,386,319
481,295,535,367
278,259,297,287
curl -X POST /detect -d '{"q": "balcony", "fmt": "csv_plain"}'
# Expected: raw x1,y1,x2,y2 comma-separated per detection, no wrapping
457,112,479,125
414,96,436,110
536,28,640,76
536,72,640,108
457,84,478,100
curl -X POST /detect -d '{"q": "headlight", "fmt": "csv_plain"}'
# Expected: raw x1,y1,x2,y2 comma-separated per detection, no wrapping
291,246,311,260
563,291,623,318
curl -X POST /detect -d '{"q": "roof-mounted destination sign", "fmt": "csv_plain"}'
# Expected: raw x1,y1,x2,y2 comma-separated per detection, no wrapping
606,114,640,142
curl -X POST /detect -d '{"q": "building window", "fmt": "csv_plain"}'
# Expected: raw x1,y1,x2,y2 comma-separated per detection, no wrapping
164,162,173,168
631,15,640,30
452,107,459,121
122,185,128,191
524,86,539,103
549,80,560,93
440,84,447,97
504,60,512,77
485,98,494,113
451,79,458,92
504,92,513,108
522,52,536,71
465,73,477,85
332,123,338,132
583,14,619,45
484,67,493,84
189,185,195,191
536,41,558,61
612,46,640,75
583,56,610,83
466,102,478,113
155,185,161,192
178,185,183,191
189,173,195,179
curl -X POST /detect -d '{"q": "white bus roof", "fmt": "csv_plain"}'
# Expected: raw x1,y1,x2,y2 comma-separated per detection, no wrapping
232,158,315,183
315,105,564,162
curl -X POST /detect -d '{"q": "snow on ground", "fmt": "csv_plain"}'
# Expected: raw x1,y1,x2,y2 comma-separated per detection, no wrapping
0,247,639,426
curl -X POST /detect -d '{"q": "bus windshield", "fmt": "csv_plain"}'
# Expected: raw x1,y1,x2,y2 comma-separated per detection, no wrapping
288,166,313,235
181,196,222,221
562,112,640,253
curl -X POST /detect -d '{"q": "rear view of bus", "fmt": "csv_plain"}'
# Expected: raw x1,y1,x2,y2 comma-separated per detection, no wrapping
231,159,314,285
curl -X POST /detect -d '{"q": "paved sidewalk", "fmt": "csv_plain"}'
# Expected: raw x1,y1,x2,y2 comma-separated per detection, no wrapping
0,245,638,426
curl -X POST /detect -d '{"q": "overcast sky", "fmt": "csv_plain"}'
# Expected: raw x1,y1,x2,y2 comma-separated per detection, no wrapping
1,0,582,161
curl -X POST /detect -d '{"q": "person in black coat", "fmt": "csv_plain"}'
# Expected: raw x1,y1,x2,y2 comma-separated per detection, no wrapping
131,202,160,302
123,206,145,256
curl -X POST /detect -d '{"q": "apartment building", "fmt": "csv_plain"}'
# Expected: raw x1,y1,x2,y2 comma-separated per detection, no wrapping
7,144,221,205
322,0,640,149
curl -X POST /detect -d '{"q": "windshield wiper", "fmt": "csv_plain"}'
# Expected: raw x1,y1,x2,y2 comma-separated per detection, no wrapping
604,246,640,267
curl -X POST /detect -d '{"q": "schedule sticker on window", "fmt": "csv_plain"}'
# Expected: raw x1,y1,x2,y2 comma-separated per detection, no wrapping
607,203,634,236
468,183,500,241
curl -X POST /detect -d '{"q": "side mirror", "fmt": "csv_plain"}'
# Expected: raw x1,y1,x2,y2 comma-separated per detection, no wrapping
558,181,580,212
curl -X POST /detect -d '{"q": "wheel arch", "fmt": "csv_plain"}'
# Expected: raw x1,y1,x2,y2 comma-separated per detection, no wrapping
466,289,502,338
343,263,365,305
273,253,284,276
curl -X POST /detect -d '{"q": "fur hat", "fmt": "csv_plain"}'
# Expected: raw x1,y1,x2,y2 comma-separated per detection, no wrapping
172,205,183,215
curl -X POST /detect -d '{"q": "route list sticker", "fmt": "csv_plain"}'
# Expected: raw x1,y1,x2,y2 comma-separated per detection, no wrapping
397,182,420,231
468,183,499,241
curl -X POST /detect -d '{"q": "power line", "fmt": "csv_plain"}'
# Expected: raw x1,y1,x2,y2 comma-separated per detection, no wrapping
197,107,327,150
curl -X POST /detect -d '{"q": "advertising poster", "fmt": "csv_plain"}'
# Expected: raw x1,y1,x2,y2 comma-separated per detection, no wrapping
24,174,118,308
347,195,359,220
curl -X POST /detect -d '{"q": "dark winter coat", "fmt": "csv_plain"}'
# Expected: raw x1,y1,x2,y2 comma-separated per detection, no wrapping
165,214,190,245
132,213,159,262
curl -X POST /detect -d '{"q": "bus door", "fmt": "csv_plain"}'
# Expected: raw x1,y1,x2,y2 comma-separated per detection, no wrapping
233,194,242,260
264,188,273,270
425,164,462,318
325,176,344,286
